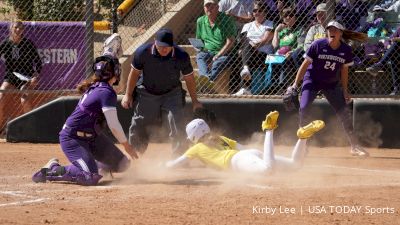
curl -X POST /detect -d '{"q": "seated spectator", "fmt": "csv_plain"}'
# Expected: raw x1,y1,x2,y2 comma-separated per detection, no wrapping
0,21,42,131
270,7,305,91
234,1,274,95
304,3,328,52
196,0,237,82
335,0,371,31
366,26,400,95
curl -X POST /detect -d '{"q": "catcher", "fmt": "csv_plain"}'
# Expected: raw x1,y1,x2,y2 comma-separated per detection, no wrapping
32,34,138,186
165,111,325,174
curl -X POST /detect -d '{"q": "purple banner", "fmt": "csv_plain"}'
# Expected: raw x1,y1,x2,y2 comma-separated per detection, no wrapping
0,22,86,90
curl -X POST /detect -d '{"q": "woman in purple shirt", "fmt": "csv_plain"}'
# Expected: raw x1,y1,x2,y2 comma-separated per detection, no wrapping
291,21,369,157
32,55,138,186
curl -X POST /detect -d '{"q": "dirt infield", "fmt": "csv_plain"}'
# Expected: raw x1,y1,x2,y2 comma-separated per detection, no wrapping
0,141,399,225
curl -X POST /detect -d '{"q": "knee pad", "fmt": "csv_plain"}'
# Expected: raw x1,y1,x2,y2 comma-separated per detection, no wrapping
76,171,102,186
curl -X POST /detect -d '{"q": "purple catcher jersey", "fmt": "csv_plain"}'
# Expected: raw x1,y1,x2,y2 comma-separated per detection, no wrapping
64,82,117,133
304,38,354,85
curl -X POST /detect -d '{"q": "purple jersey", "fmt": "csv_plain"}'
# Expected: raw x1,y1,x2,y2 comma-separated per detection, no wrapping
304,38,354,86
64,82,117,133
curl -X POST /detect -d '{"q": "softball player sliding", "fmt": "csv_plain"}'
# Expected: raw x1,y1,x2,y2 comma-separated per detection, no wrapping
165,111,324,174
290,21,369,157
32,35,138,186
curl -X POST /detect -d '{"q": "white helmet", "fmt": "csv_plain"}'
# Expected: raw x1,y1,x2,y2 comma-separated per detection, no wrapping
186,119,210,143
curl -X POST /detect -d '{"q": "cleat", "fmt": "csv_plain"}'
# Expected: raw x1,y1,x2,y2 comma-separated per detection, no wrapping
297,120,325,139
32,158,60,183
262,111,279,131
350,145,369,157
102,33,122,58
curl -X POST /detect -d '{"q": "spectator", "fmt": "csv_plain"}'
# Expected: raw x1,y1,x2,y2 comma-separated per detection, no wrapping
0,21,42,131
234,1,274,95
366,26,400,95
304,3,328,52
271,7,305,91
196,0,237,82
121,28,202,156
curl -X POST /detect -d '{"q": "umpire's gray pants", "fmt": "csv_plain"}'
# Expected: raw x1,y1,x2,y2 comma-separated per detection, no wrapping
128,86,186,155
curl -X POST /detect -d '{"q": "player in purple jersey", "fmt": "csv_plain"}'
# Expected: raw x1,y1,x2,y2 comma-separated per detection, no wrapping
32,54,138,186
290,21,369,157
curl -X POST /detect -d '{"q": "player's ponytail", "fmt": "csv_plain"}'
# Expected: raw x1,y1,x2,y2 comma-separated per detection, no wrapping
342,29,368,43
76,75,101,94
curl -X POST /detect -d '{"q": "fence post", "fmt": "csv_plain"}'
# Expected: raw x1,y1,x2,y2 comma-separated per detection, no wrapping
85,0,94,78
111,0,118,33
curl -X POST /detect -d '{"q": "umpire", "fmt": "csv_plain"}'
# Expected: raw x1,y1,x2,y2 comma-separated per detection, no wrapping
121,28,202,156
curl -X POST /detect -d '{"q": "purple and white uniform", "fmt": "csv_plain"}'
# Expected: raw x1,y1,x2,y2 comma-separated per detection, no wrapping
299,38,357,145
303,38,354,89
56,82,129,185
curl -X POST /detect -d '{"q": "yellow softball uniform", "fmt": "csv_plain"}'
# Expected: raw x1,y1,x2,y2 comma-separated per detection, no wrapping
183,136,239,170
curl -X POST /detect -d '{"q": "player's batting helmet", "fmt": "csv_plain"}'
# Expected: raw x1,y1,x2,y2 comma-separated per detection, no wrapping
92,55,121,85
186,118,210,143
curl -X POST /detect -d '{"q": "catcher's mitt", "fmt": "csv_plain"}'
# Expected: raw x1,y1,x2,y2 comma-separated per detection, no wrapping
193,107,217,128
283,86,299,111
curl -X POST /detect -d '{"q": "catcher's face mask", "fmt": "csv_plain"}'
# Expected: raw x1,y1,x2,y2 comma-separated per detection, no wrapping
186,119,210,143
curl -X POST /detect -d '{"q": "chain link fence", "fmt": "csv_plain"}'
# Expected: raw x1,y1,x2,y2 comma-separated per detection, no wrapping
0,0,399,135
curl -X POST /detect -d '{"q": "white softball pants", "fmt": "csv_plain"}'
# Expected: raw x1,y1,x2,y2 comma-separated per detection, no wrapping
230,130,307,174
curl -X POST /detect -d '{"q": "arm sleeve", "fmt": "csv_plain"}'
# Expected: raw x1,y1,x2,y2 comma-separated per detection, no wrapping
30,41,42,74
165,155,190,168
180,51,194,76
304,41,317,62
103,108,128,143
131,46,144,70
196,18,202,39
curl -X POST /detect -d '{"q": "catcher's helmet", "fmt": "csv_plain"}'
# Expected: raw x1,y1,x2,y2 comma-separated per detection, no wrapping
186,118,210,143
92,55,121,85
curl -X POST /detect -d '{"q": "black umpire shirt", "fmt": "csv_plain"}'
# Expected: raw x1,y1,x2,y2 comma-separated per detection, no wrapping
131,42,193,95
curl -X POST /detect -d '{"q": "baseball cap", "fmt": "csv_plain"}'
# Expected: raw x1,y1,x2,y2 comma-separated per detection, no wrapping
316,3,327,12
155,28,174,47
326,21,345,31
204,0,218,6
186,118,211,143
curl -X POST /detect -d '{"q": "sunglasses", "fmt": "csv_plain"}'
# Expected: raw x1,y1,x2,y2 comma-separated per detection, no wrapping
283,13,295,18
253,8,263,13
